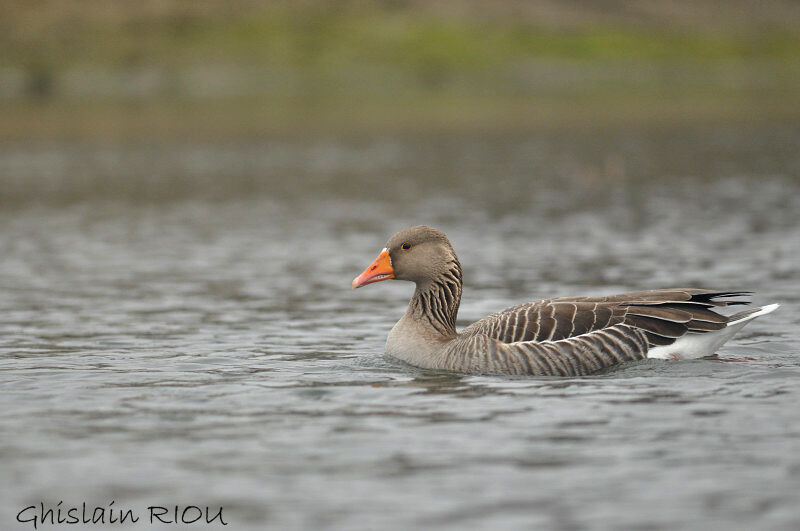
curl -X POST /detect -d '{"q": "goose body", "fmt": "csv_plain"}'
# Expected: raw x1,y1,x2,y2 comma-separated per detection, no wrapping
352,226,778,376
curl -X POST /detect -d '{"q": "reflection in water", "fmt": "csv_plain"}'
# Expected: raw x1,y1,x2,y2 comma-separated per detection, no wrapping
402,374,490,398
0,127,799,529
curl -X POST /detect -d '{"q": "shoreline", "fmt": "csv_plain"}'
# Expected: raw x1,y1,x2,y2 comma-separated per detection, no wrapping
4,94,799,142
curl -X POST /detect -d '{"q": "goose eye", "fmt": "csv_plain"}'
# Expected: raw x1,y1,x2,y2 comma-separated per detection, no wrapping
401,242,412,251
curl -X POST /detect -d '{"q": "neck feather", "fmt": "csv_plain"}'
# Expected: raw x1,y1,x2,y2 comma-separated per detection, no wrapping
407,258,462,337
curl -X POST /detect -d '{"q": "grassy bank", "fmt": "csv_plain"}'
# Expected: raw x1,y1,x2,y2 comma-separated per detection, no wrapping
5,90,799,142
2,1,799,140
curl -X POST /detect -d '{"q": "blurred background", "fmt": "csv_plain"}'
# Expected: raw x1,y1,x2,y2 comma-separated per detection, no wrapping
2,0,800,202
2,2,800,530
3,0,800,138
2,0,800,203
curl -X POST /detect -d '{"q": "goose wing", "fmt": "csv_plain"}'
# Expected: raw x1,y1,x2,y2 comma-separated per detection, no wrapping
461,288,749,348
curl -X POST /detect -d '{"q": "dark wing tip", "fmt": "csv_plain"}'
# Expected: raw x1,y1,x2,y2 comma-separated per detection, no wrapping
688,290,752,306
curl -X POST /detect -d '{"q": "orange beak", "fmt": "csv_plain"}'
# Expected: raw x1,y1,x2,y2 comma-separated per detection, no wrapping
352,249,394,289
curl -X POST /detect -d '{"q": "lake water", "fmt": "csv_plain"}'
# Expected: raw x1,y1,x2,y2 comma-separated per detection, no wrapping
1,125,799,530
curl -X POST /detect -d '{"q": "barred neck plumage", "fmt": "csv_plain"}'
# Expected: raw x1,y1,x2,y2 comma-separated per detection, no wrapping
407,258,463,337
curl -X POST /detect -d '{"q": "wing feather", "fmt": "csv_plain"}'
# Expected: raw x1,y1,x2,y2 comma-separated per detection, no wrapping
461,288,748,355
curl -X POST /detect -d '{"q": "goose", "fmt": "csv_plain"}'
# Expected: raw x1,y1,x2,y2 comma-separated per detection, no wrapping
351,226,779,376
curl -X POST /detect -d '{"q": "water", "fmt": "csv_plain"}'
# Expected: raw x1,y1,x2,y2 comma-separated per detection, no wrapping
1,126,799,530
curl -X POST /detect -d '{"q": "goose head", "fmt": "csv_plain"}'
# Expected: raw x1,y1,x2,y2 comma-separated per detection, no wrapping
351,225,458,289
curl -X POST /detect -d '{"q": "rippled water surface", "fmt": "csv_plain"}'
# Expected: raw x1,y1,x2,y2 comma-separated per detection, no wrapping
1,127,799,530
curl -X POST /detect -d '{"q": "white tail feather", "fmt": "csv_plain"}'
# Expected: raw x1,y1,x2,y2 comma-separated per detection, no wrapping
647,303,779,360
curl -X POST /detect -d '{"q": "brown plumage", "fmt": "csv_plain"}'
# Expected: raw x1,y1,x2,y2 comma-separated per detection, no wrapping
352,226,777,376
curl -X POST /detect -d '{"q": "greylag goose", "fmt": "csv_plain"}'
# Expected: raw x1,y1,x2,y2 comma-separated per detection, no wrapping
352,226,778,376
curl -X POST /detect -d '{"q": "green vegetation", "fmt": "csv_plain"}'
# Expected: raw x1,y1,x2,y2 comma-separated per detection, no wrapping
2,1,799,139
5,5,800,70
